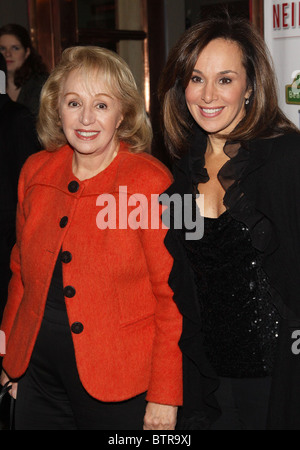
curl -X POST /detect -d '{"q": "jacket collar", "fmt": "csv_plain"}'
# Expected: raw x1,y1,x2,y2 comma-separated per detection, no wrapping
171,125,274,192
161,125,276,253
26,142,131,197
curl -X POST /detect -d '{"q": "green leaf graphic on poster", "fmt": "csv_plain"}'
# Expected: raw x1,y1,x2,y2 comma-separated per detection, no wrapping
286,73,300,105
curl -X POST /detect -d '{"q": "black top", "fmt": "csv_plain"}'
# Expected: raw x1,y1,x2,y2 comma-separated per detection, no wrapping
44,250,67,314
160,126,300,430
0,94,40,322
184,210,280,378
17,73,48,118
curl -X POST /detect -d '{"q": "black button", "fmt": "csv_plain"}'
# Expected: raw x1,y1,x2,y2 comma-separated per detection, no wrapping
249,281,256,292
64,286,76,298
71,322,84,334
60,216,68,228
68,181,80,193
61,251,72,264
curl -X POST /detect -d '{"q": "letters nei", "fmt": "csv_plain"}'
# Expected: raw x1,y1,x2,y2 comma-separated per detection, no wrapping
273,1,300,30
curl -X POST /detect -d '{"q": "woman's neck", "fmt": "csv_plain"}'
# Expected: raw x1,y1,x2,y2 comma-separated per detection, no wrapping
72,144,120,181
206,134,226,156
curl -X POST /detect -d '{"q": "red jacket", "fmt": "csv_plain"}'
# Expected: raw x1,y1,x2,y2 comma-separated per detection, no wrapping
0,143,183,405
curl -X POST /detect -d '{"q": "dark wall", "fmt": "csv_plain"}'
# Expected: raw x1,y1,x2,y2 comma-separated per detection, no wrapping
186,0,249,27
0,0,28,28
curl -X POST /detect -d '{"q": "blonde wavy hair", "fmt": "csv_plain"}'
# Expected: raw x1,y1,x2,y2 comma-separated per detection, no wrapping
37,46,152,153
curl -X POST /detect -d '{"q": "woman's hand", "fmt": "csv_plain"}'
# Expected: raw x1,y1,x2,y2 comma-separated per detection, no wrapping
0,370,18,400
143,402,178,430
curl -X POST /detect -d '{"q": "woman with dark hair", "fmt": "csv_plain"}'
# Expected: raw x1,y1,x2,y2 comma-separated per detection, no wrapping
0,24,48,117
159,13,300,430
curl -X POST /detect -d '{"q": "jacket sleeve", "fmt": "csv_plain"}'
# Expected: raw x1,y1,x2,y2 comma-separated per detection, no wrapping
0,163,27,356
139,170,183,406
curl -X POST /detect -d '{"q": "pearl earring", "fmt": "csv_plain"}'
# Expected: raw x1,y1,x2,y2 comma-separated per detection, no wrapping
245,98,250,105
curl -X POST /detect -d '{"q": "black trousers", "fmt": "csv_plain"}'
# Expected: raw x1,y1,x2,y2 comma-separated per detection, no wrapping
209,376,272,430
14,306,147,430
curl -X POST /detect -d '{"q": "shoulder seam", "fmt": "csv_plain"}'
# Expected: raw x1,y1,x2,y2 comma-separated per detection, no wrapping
120,151,171,177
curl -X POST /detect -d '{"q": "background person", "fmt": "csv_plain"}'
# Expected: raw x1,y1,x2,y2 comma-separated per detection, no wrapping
0,24,48,118
159,13,300,430
0,52,40,427
0,52,40,326
0,46,182,430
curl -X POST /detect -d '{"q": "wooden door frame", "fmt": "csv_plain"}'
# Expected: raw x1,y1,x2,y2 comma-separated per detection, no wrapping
27,0,78,71
27,0,264,165
250,0,264,35
28,0,265,87
146,0,169,163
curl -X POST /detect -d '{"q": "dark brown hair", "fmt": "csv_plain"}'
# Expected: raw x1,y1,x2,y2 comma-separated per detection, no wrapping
159,14,299,158
0,24,48,88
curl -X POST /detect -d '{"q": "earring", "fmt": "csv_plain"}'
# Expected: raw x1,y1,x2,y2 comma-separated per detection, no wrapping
245,98,250,105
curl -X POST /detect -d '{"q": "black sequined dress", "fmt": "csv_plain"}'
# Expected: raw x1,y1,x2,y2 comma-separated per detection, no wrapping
184,209,280,378
160,128,300,429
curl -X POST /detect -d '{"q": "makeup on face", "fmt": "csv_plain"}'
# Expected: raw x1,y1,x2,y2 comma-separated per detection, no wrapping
185,38,251,137
58,69,123,159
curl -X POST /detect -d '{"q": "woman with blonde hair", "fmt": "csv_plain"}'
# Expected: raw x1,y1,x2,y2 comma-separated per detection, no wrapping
0,46,182,430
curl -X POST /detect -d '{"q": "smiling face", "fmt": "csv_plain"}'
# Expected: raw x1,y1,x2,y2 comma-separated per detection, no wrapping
185,38,252,136
0,34,30,75
58,68,124,158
